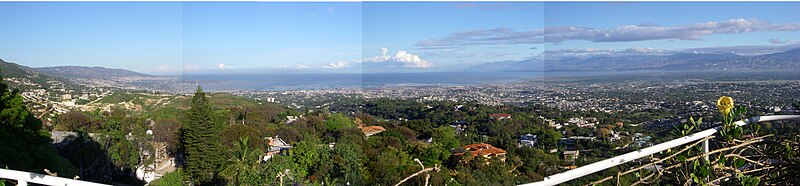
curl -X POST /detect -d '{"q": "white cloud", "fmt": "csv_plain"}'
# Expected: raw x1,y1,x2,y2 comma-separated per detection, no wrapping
362,48,433,68
324,61,349,69
217,63,226,70
295,64,308,69
326,7,335,13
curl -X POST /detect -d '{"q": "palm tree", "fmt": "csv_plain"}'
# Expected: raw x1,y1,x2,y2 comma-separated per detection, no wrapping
219,137,261,185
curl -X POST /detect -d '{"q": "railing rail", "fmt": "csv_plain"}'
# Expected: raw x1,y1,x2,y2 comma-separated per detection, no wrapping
0,168,110,186
521,115,800,186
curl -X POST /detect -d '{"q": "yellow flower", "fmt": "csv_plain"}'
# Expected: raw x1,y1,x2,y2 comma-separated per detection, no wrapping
716,96,734,116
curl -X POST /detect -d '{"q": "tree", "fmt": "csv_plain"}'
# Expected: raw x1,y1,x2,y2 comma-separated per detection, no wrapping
221,124,263,150
325,113,354,131
153,118,182,156
150,168,187,186
0,74,77,177
56,111,99,132
182,86,225,184
332,141,364,185
219,137,262,185
61,131,105,180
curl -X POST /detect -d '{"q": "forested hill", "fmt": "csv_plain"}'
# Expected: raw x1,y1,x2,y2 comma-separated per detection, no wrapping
0,58,74,90
36,65,157,79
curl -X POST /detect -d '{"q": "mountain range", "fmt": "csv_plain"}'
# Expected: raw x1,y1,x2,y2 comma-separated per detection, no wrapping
36,66,157,79
468,48,800,72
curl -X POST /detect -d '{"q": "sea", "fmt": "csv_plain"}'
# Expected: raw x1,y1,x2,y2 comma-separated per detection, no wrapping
179,71,800,91
180,72,553,91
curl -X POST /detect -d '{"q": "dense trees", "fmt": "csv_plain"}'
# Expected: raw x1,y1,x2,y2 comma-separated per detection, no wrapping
56,111,100,132
219,137,262,185
0,76,77,178
181,87,225,184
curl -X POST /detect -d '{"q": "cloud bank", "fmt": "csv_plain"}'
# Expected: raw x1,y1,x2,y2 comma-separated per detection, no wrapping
542,47,668,57
417,18,800,48
361,48,433,68
323,61,349,69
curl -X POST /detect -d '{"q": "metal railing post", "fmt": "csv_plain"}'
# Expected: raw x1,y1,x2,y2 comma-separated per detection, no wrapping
703,139,709,162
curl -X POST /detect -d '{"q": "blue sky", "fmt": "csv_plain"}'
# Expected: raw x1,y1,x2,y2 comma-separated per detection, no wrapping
0,2,798,74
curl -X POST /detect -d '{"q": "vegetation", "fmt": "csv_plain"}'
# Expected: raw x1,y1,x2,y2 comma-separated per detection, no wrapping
182,87,225,184
0,74,77,178
5,76,798,185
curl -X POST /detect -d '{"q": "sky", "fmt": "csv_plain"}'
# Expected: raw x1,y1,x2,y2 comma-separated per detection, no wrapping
0,2,798,74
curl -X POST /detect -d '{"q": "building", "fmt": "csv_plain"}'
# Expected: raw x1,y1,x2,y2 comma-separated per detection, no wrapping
453,143,507,162
285,115,299,124
518,134,538,148
263,136,292,161
356,119,385,137
489,113,512,120
563,150,580,161
359,125,386,137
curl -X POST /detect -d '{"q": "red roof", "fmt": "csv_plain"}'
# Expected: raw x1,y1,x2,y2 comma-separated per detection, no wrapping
489,113,511,118
454,143,507,157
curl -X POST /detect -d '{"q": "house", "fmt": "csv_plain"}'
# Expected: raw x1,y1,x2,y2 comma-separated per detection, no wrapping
285,115,300,124
450,124,466,134
453,143,507,162
263,136,292,161
518,134,538,148
489,113,512,120
360,125,386,137
356,118,385,137
563,150,580,161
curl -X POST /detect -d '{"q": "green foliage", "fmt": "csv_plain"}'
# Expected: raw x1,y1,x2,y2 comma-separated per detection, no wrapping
720,106,747,142
737,173,761,186
289,137,330,181
219,137,263,186
221,124,264,150
432,127,460,149
181,87,225,184
365,147,415,185
675,116,701,136
150,168,188,186
56,111,101,132
261,155,296,186
324,113,354,131
0,75,78,178
331,141,365,185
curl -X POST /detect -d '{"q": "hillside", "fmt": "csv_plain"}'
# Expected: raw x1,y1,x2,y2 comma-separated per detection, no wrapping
0,58,75,90
36,66,157,79
35,66,182,92
469,48,800,72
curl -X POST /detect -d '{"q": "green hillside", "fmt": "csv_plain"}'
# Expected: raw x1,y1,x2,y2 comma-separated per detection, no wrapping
0,58,79,90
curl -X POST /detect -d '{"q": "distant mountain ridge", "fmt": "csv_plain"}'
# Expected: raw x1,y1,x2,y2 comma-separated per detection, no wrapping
34,65,182,92
468,48,800,72
35,66,157,79
0,59,72,89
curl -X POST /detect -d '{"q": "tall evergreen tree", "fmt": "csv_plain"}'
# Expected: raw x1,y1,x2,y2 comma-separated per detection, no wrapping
182,86,224,184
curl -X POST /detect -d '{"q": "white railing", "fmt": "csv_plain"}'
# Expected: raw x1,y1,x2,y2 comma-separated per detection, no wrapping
521,115,800,186
0,168,110,186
